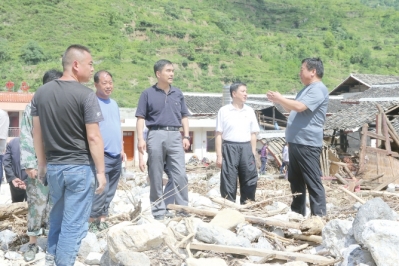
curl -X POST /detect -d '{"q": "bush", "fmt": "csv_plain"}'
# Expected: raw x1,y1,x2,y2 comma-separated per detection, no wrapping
20,41,46,65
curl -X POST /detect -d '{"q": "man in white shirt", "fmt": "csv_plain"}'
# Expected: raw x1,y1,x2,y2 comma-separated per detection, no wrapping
215,83,260,204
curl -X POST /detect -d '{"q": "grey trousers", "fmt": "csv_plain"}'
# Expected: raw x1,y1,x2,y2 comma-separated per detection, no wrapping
91,154,122,218
147,130,188,216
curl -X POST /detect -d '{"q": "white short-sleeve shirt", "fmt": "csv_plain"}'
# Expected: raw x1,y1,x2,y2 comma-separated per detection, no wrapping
216,104,260,142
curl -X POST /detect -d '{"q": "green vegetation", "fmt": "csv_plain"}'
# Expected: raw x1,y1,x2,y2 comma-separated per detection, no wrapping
1,0,399,107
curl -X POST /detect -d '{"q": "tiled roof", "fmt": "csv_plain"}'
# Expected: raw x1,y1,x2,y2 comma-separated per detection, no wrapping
328,98,351,113
184,95,222,114
324,101,399,130
351,74,399,86
345,85,399,101
0,92,34,103
185,94,344,115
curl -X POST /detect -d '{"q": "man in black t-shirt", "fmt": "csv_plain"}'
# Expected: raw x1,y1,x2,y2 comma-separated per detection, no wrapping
31,44,106,266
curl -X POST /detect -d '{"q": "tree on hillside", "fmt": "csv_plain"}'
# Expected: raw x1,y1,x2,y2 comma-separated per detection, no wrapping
0,39,11,61
20,41,46,65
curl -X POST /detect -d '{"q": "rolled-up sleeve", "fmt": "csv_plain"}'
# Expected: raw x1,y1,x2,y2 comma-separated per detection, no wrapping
216,109,223,133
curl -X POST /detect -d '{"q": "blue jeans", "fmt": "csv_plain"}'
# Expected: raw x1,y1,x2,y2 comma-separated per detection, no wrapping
46,164,96,266
260,157,267,174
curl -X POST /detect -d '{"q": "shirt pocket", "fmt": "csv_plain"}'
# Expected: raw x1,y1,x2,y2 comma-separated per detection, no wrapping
170,98,182,115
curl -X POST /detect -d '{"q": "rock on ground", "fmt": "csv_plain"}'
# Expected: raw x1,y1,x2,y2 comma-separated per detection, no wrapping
186,258,228,266
107,221,165,260
322,219,357,257
114,251,151,266
85,252,103,265
361,220,399,266
196,221,251,247
236,223,262,242
249,237,274,263
340,244,376,266
352,197,396,244
0,230,17,250
100,250,118,266
210,208,245,230
78,232,101,258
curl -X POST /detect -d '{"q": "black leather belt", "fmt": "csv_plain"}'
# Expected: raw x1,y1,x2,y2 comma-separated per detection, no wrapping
149,126,180,131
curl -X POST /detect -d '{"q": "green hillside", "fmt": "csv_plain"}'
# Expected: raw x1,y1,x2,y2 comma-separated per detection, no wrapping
1,0,399,107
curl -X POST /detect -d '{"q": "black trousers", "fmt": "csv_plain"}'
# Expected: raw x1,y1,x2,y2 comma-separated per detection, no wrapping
220,141,258,204
288,142,326,216
9,181,27,203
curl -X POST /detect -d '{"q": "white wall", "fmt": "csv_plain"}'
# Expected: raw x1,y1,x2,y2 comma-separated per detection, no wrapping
121,117,217,165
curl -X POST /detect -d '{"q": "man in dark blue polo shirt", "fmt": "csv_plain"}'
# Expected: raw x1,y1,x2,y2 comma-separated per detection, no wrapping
136,59,190,220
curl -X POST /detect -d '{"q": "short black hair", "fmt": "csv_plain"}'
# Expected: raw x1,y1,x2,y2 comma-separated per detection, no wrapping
42,69,62,84
94,70,113,83
62,44,91,69
154,59,173,76
230,82,246,97
302,58,324,78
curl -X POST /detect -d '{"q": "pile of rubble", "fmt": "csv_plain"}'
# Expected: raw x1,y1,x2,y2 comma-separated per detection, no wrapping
1,168,399,266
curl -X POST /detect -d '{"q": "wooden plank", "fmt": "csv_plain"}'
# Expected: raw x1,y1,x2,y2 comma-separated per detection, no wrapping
187,242,335,264
376,113,382,147
373,175,399,191
0,202,28,220
358,124,369,174
291,234,323,244
376,104,399,148
382,115,392,152
338,186,366,204
334,173,349,185
368,173,385,183
367,131,391,142
365,146,399,157
209,196,243,209
167,204,302,230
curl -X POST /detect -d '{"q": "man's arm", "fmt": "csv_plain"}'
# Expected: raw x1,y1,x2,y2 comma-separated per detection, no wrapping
251,133,257,155
136,117,146,155
86,123,106,194
20,104,38,178
181,116,190,150
266,91,307,113
3,141,16,183
215,131,223,168
32,116,47,182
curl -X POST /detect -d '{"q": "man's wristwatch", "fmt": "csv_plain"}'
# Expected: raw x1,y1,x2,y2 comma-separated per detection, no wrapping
183,136,191,140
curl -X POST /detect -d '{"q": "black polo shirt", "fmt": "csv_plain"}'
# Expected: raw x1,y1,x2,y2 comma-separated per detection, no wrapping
135,85,190,127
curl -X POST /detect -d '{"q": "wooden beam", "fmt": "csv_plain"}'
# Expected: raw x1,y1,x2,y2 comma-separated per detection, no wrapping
366,131,391,142
186,242,335,264
0,202,28,221
291,234,323,244
167,204,302,230
358,124,369,175
357,190,399,198
382,114,392,152
334,173,349,185
365,146,399,157
209,196,243,209
376,113,382,147
368,173,385,183
338,186,366,204
372,175,399,191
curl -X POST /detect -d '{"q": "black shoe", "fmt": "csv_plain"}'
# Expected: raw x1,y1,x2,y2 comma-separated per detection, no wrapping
176,211,190,217
154,215,165,220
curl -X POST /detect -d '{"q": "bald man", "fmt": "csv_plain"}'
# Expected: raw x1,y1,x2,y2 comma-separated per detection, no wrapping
31,44,106,266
